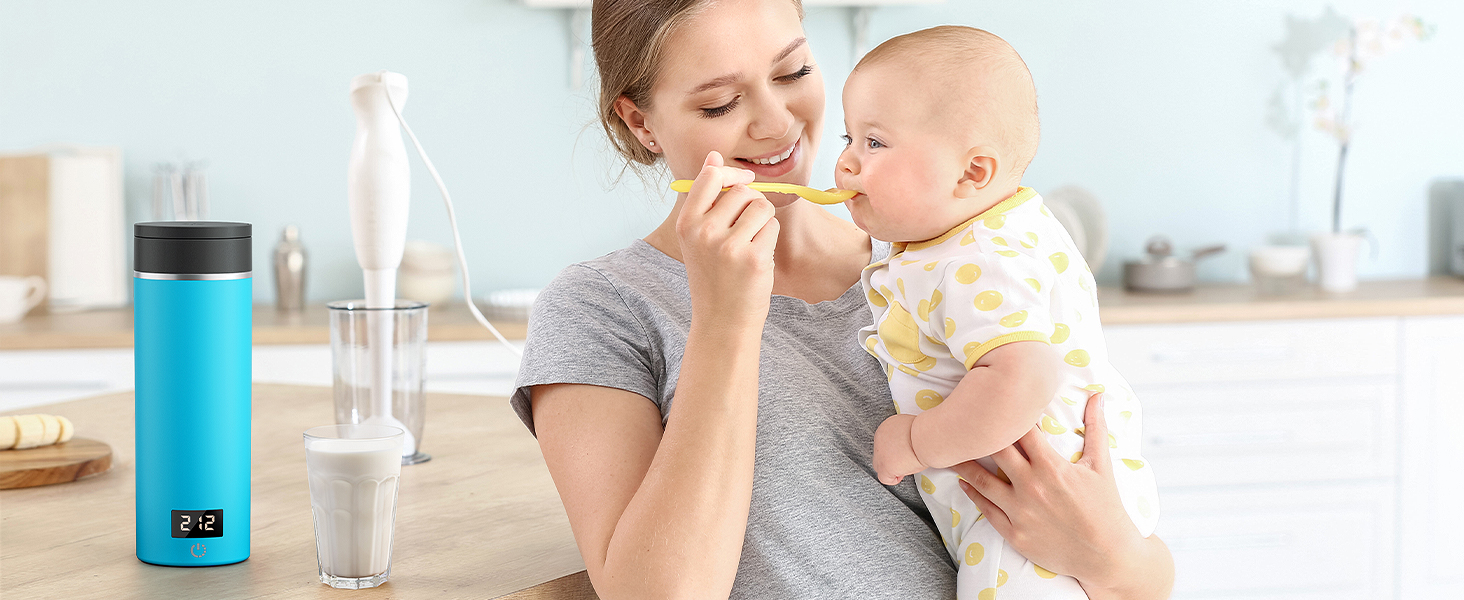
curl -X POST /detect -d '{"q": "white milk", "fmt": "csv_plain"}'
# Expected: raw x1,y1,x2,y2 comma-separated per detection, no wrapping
305,437,402,579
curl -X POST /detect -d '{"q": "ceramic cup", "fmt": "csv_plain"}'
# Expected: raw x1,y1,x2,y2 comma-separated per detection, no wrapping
0,276,47,323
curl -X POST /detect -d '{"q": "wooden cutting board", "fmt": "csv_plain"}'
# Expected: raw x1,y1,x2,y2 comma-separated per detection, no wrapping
0,438,111,490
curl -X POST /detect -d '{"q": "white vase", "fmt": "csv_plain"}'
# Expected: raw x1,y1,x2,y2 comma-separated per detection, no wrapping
1310,232,1364,293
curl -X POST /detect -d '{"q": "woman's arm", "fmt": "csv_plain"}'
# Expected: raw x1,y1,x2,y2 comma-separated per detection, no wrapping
531,153,778,600
950,394,1175,600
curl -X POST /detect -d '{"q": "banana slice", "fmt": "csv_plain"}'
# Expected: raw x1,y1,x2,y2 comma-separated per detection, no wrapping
39,414,61,446
0,416,15,450
13,415,45,449
58,416,74,443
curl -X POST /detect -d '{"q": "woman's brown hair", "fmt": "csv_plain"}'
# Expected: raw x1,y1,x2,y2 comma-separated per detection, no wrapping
592,0,805,168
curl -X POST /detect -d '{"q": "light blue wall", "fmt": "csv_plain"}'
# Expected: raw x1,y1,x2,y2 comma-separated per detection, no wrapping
3,0,1460,303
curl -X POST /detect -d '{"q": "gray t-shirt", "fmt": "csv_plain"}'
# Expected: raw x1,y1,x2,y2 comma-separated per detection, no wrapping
511,238,957,599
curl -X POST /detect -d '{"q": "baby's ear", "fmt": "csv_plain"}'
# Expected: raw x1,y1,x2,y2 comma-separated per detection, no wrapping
955,146,1000,198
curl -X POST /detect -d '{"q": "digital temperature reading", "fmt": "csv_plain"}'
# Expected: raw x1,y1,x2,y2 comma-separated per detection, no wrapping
171,509,224,538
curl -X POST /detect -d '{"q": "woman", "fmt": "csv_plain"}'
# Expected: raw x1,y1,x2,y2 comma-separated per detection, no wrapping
509,1,1175,598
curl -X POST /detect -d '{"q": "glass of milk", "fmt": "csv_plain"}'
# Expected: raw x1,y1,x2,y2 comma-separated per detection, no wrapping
303,424,404,589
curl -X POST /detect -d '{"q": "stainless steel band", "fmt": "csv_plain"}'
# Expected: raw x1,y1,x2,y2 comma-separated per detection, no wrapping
134,271,253,281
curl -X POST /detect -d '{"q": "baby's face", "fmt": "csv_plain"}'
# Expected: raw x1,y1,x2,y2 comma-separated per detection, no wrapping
835,65,971,243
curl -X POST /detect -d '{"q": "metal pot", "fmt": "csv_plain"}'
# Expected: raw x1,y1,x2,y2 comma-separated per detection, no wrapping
1123,236,1225,293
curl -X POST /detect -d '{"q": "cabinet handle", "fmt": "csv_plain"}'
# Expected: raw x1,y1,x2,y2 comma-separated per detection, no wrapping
1149,429,1290,447
1149,345,1289,364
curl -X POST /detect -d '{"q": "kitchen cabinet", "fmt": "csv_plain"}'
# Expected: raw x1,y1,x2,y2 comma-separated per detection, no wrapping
0,341,524,412
1398,316,1464,599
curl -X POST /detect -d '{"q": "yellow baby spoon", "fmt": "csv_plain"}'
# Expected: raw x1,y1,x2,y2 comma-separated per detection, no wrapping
669,179,857,205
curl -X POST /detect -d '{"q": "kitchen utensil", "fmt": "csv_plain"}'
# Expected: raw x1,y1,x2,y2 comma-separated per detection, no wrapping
273,225,307,312
483,288,541,322
134,221,252,567
0,437,112,490
668,179,857,205
0,275,46,323
1250,245,1309,296
304,424,403,589
1123,236,1225,293
329,300,430,464
399,240,455,305
1043,185,1109,274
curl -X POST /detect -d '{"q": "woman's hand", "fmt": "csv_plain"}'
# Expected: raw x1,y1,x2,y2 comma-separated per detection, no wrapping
677,151,781,330
950,394,1175,600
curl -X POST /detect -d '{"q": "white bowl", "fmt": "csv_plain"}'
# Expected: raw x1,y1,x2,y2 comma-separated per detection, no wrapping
1249,245,1310,277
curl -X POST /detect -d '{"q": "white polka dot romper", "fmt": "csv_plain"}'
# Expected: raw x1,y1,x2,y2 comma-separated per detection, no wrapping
859,187,1160,599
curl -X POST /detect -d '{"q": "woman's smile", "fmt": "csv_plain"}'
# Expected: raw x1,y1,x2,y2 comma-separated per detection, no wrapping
734,138,801,178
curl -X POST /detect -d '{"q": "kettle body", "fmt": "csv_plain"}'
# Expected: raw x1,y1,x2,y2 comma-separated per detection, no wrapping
134,221,252,566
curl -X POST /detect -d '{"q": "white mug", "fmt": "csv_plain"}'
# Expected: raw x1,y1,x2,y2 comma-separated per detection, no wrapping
0,276,47,323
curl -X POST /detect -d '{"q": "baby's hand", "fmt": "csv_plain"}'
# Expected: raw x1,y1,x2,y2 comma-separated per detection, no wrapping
873,414,926,486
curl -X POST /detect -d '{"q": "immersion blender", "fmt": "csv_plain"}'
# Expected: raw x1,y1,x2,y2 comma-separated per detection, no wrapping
347,71,417,457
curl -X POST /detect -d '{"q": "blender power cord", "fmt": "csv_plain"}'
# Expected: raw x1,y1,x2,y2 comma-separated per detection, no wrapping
382,87,523,357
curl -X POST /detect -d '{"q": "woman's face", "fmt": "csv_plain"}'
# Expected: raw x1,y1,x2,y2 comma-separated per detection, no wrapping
640,0,824,206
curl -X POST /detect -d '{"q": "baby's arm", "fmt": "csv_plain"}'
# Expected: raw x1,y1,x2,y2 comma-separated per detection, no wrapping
872,343,1059,485
874,341,1060,484
912,340,1060,467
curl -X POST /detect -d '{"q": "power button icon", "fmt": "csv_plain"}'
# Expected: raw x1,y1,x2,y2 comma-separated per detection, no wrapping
190,543,207,558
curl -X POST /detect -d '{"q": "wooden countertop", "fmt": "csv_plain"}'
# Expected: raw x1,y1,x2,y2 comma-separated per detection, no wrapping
0,303,528,351
1095,276,1464,324
4,278,1464,351
0,384,597,600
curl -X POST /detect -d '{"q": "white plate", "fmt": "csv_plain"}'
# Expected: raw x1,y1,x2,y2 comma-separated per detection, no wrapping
1043,186,1109,274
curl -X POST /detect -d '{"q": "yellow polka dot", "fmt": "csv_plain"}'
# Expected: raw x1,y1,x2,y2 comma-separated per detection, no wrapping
944,318,957,339
1060,395,1077,406
1064,349,1091,367
1123,458,1146,471
1040,415,1067,435
896,278,906,297
915,389,944,410
978,588,997,600
1026,232,1039,245
992,237,1008,246
924,334,942,346
897,364,921,377
891,399,900,414
1138,495,1153,518
955,263,982,284
1035,564,1058,579
1041,205,1051,217
885,364,894,381
1020,240,1035,249
1069,451,1083,463
879,285,894,301
1024,278,1041,292
924,261,938,271
996,250,1020,257
920,474,936,494
867,287,887,307
864,337,878,352
1109,433,1118,448
961,230,976,245
917,289,942,321
997,569,1008,587
1082,384,1105,393
951,508,961,528
1050,323,1070,344
964,542,985,566
900,259,920,266
1049,252,1069,273
983,214,1006,229
974,291,1003,311
999,310,1028,328
976,512,985,522
1120,410,1133,422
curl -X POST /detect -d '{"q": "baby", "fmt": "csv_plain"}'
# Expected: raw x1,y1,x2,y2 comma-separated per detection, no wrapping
836,26,1160,598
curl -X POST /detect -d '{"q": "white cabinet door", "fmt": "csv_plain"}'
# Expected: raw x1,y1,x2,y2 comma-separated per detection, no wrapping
1399,315,1464,599
0,348,134,412
1158,482,1395,600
